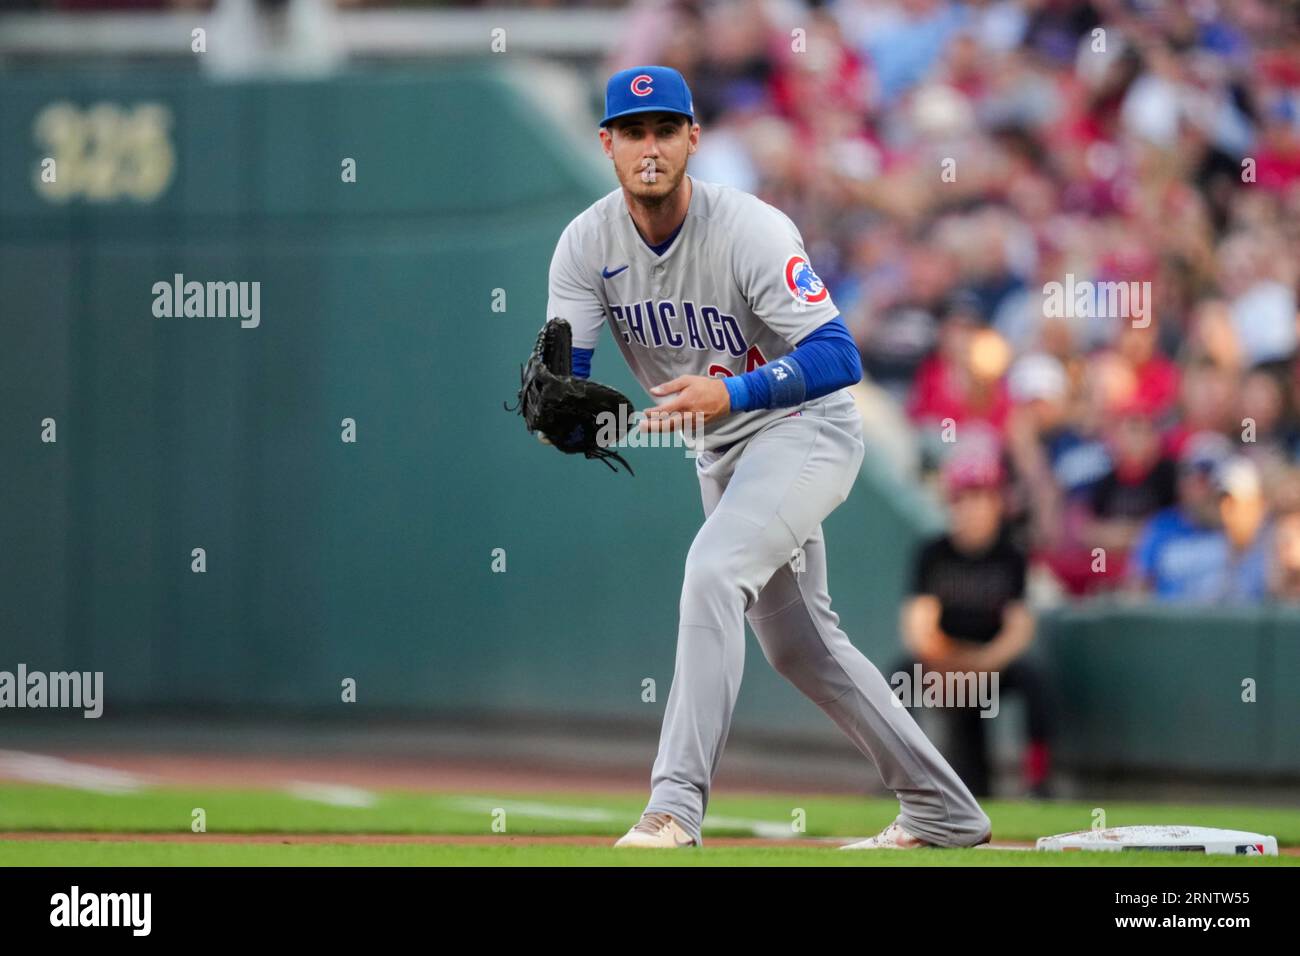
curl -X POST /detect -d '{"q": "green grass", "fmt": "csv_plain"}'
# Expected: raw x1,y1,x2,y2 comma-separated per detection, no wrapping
0,782,1295,866
3,843,1294,867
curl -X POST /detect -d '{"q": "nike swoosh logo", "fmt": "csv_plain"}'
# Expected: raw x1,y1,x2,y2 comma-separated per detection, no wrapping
602,265,629,279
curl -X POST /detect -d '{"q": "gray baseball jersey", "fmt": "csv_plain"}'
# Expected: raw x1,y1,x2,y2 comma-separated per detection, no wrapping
546,175,841,451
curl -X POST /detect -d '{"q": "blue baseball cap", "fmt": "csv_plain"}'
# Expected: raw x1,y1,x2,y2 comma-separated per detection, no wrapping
600,66,695,128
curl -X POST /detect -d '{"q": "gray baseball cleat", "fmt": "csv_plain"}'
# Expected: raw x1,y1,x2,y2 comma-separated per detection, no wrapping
840,820,991,850
613,811,698,848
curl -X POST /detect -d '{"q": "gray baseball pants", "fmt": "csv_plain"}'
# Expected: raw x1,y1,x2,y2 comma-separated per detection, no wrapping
643,392,991,846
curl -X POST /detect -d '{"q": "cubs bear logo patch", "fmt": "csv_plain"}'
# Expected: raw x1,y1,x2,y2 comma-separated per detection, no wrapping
784,255,828,304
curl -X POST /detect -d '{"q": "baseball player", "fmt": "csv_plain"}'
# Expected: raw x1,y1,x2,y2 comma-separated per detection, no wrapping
544,66,992,850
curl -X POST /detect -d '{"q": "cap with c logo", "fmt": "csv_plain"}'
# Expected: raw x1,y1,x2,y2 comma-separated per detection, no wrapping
600,65,695,128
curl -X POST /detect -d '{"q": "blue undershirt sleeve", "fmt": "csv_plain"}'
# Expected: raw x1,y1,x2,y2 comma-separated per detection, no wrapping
722,316,861,413
571,347,594,380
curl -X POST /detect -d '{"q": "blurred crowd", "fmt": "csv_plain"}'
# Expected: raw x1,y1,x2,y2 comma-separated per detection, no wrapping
607,0,1300,606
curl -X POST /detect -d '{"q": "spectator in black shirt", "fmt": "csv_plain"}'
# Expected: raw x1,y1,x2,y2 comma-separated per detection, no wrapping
895,451,1055,798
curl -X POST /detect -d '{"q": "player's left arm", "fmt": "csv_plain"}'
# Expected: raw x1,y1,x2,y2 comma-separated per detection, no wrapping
546,220,605,380
641,203,861,430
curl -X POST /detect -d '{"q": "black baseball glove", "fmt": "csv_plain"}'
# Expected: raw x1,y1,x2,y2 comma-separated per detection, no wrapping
508,318,635,475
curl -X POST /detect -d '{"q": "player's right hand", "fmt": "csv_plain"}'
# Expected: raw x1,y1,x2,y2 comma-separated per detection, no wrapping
640,375,731,432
